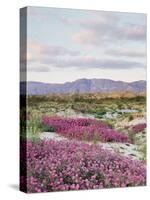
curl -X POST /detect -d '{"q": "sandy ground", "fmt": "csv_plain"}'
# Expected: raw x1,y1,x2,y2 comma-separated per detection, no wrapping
128,117,146,126
56,108,95,119
40,132,67,141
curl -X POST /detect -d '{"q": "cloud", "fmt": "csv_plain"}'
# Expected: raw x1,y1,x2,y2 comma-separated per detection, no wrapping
27,40,145,72
114,25,146,41
105,48,146,58
27,11,146,73
28,64,50,72
39,55,144,70
72,13,146,46
41,45,79,56
73,25,146,46
72,30,100,46
27,41,81,72
28,41,80,57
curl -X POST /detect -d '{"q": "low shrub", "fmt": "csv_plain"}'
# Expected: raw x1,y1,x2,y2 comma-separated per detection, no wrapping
132,123,146,134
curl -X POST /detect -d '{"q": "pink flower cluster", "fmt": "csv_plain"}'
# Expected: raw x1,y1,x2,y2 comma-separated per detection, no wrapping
42,116,129,143
131,123,146,134
21,140,146,193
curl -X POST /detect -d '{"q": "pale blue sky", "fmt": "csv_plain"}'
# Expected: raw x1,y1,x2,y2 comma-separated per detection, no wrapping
26,6,146,83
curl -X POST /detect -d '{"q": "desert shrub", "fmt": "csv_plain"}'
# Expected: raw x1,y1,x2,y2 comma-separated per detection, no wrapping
104,119,115,129
131,123,146,134
95,110,107,116
128,131,136,144
26,113,41,139
140,144,147,161
128,115,134,121
40,124,55,132
95,114,103,119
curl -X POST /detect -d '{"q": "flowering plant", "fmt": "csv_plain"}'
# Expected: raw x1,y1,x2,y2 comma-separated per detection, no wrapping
131,123,146,134
42,116,129,143
21,140,146,193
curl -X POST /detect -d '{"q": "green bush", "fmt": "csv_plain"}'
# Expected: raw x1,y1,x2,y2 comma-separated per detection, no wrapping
128,115,134,121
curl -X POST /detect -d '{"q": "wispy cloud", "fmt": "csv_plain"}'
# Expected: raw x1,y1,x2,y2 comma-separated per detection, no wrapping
51,56,144,69
28,64,50,72
71,13,146,46
105,48,146,58
28,53,145,72
28,41,80,57
27,8,146,77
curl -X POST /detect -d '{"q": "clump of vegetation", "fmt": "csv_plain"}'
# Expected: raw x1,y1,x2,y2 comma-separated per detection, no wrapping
20,93,146,192
26,113,41,139
41,116,130,143
128,131,136,144
20,140,146,193
27,94,146,117
128,115,134,121
131,123,146,134
139,143,147,161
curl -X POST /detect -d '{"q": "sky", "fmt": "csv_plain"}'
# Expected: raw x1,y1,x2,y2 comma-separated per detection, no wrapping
25,6,146,83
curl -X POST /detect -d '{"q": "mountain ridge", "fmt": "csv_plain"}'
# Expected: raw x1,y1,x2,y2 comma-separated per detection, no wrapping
20,78,146,95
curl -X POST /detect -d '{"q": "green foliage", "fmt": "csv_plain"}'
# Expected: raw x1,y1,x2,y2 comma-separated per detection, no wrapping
95,114,103,119
26,94,146,149
140,144,147,161
40,124,55,132
27,95,146,118
26,113,41,138
104,119,115,129
117,103,123,109
128,131,136,144
128,115,134,121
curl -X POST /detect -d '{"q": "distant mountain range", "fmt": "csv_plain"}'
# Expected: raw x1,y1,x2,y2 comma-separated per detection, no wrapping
20,79,146,95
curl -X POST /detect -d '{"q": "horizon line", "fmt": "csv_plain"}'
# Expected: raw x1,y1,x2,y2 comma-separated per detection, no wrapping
24,78,146,85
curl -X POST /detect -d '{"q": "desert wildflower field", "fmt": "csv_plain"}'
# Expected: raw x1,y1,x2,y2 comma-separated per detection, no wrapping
20,93,146,193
